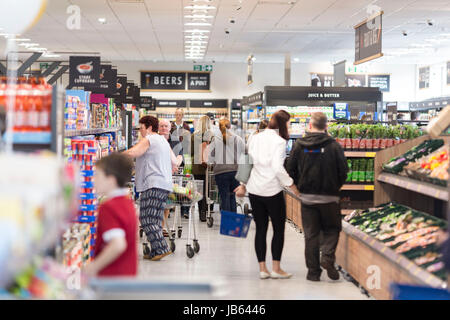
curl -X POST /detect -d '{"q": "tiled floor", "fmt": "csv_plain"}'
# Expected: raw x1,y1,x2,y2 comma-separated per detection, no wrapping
135,206,369,300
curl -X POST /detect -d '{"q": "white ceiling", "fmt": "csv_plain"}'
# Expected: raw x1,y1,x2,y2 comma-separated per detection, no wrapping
1,0,450,64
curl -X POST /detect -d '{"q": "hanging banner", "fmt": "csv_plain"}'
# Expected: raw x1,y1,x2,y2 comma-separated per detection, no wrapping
419,66,430,89
346,74,366,87
354,11,383,65
124,82,135,103
311,73,334,87
133,85,141,105
110,76,127,102
141,71,186,91
187,72,210,91
140,96,154,110
92,65,117,95
69,56,101,88
247,55,254,85
368,74,390,92
333,103,348,120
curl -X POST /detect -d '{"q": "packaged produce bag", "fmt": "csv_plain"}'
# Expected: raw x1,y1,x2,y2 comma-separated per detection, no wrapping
351,159,359,183
346,159,352,183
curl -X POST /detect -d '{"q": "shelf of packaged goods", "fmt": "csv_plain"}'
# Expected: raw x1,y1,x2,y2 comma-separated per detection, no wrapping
5,132,52,145
344,151,377,158
65,127,121,137
341,184,374,191
378,172,448,202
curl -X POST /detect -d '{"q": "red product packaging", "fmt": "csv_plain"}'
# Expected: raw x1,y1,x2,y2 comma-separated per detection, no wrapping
351,138,360,150
345,138,352,150
386,139,394,148
359,138,367,150
366,139,373,151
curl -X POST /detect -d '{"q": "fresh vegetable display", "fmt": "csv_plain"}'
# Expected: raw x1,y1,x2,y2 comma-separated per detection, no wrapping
382,139,444,174
329,123,423,151
345,202,447,280
403,144,449,186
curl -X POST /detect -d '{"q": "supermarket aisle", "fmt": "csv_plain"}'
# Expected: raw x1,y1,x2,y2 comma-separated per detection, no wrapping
137,207,368,300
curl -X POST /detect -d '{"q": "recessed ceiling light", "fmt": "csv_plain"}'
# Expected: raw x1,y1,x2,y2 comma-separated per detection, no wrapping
43,53,61,58
98,17,107,24
185,22,212,26
184,15,213,19
184,29,210,33
185,40,208,44
184,5,216,10
293,58,299,62
185,35,209,39
10,38,30,42
19,42,39,47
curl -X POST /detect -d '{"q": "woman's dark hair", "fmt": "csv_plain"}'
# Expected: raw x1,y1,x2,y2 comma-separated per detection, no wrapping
96,153,133,188
139,115,159,132
257,119,269,133
268,110,290,140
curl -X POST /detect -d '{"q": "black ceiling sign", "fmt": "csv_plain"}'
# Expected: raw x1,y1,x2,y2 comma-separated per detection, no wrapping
368,74,390,92
264,86,382,106
187,72,210,91
231,99,242,110
140,96,154,110
110,76,127,102
141,71,186,90
69,56,101,88
155,100,187,108
354,12,383,65
346,74,366,87
311,73,334,87
190,99,227,108
242,92,263,106
92,65,116,95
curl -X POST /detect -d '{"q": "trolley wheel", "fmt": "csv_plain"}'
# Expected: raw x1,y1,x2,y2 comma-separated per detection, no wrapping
178,229,182,238
244,203,250,215
193,240,200,253
170,240,176,253
186,245,195,258
139,228,144,238
207,217,214,228
143,243,150,256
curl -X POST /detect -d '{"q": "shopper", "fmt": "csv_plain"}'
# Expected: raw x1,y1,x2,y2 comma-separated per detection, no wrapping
159,118,184,235
83,153,137,277
234,110,300,280
124,116,175,261
191,115,213,222
247,119,268,147
209,118,245,212
171,107,191,141
286,112,348,282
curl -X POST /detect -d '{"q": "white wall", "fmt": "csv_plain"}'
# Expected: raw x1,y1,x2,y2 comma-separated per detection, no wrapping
416,61,450,101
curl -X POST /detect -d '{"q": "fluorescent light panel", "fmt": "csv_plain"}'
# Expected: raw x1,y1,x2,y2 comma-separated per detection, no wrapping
185,22,212,26
184,5,216,10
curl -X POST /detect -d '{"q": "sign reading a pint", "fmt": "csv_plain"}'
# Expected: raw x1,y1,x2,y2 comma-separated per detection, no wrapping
354,11,383,65
187,72,210,91
141,71,186,90
69,56,101,88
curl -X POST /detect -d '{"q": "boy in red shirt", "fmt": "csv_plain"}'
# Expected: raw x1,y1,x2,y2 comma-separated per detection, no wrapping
83,153,137,277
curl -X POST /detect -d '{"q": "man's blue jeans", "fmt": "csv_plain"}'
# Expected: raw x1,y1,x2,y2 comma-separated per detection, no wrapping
214,171,240,213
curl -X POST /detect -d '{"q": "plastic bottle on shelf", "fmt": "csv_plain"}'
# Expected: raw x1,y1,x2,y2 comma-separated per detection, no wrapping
39,78,51,132
0,77,6,111
14,78,28,132
27,77,41,132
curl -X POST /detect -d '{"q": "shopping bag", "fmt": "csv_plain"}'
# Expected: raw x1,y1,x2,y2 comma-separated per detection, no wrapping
235,153,253,184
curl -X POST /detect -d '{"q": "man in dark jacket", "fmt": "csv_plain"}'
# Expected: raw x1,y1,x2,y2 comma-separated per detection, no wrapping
171,108,191,142
286,112,348,282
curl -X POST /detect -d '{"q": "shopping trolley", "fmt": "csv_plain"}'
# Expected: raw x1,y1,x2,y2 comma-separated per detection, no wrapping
163,173,204,258
205,164,220,228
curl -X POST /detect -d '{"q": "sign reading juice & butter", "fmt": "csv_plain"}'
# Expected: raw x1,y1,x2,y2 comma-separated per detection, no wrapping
354,11,383,65
69,56,101,88
140,71,210,92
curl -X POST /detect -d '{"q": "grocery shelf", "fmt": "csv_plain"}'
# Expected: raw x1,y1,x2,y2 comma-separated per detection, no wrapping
5,132,52,144
378,172,448,201
65,127,121,137
341,184,374,191
344,151,376,158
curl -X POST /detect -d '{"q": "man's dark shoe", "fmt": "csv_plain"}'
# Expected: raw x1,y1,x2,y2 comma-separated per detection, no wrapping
321,261,340,280
199,211,207,222
306,271,321,282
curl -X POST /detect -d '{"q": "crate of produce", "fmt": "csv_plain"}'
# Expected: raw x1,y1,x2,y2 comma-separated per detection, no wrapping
220,210,253,238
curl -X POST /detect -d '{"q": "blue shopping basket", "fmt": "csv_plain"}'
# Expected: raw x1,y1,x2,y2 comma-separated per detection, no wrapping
391,283,450,300
220,210,253,238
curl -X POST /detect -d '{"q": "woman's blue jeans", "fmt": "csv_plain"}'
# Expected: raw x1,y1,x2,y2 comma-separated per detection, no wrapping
214,171,240,213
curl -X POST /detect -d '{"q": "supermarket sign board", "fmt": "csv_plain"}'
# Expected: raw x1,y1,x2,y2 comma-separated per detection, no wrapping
69,56,101,88
140,71,211,92
333,103,348,119
92,65,117,95
193,65,213,72
368,74,390,92
354,11,383,65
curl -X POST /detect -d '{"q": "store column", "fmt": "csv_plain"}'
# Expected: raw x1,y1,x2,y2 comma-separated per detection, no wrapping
284,53,291,86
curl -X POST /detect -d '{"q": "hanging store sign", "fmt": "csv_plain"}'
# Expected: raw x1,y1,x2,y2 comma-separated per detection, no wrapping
190,99,228,108
311,73,334,87
354,11,383,65
69,56,101,88
386,102,398,124
419,66,430,89
140,96,154,110
247,55,254,85
194,65,213,72
125,82,135,103
93,65,117,95
109,76,127,102
368,74,390,92
155,100,187,108
133,85,140,105
242,92,263,106
333,103,348,120
140,71,210,92
187,72,210,91
346,74,366,87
